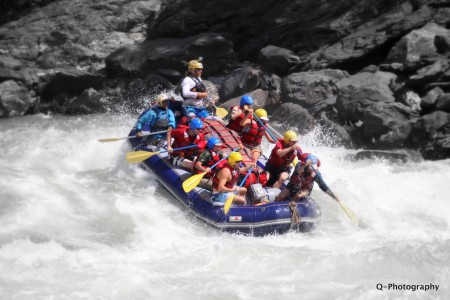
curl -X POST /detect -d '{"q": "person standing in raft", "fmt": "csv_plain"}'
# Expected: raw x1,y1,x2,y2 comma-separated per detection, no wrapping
264,130,303,189
226,95,254,133
240,108,276,164
180,59,213,119
211,152,255,205
275,153,332,202
135,93,176,148
167,118,205,170
193,137,224,190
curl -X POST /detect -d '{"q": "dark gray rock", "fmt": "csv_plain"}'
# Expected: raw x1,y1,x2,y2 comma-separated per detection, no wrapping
258,45,300,76
271,102,316,135
435,93,450,112
218,66,263,101
40,69,105,102
0,80,36,117
66,88,107,115
281,69,348,108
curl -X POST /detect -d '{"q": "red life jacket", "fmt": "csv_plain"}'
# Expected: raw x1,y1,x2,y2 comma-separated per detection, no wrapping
193,149,221,177
244,170,268,188
226,106,245,132
171,127,204,157
212,163,239,190
289,170,317,191
241,119,265,147
267,140,301,168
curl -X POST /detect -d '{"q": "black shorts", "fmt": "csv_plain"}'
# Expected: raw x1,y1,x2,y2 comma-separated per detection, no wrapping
286,182,300,198
264,163,292,187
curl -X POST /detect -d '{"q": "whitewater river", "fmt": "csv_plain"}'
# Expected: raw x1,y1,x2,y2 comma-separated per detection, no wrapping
0,113,449,300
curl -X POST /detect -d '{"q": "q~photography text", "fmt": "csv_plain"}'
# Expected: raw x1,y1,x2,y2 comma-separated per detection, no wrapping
376,283,439,292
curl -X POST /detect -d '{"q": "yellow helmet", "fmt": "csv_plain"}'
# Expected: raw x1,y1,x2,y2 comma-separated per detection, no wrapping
255,108,268,120
188,60,203,73
228,152,243,165
284,130,298,143
156,93,169,106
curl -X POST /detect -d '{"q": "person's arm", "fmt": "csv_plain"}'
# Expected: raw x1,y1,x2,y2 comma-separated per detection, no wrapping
230,107,242,120
314,172,330,193
168,110,176,130
181,77,198,99
276,143,301,157
167,128,178,152
195,152,212,173
135,110,154,137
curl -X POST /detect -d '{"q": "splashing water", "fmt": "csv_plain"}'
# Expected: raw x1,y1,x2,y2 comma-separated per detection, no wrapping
0,113,449,300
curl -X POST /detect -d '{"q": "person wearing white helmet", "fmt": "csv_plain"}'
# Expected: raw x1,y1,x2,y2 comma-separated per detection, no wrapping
135,93,176,147
180,59,213,119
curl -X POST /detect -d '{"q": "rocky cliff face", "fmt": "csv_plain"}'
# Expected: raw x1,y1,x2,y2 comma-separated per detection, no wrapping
1,0,449,159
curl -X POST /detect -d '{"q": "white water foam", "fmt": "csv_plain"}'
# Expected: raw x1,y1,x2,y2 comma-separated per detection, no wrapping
0,114,449,299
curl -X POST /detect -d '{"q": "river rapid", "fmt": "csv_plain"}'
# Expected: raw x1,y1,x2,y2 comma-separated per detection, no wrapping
0,113,449,300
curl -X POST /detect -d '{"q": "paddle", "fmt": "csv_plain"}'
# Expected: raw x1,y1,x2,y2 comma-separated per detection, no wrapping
182,147,239,193
267,124,284,139
326,187,361,227
252,113,278,142
126,144,199,164
212,104,229,118
224,166,254,215
98,130,168,143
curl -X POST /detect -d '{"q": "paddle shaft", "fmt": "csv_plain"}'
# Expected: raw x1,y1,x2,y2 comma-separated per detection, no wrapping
252,113,278,142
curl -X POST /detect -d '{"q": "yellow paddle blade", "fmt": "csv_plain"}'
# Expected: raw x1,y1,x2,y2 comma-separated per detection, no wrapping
338,201,360,226
97,137,121,143
182,172,206,193
126,151,157,163
224,193,236,215
215,106,228,118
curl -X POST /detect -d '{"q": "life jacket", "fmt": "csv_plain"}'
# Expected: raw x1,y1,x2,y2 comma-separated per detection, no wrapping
171,127,204,157
212,163,239,190
226,106,245,132
244,170,268,188
289,169,317,192
180,76,206,100
241,119,265,147
193,149,221,177
267,140,300,168
151,107,170,131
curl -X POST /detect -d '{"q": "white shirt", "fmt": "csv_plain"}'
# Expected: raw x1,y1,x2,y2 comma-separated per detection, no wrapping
181,76,204,107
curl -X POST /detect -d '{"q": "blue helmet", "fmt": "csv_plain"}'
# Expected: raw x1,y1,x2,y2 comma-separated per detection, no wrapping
189,118,204,131
240,95,254,107
305,154,321,167
206,137,222,149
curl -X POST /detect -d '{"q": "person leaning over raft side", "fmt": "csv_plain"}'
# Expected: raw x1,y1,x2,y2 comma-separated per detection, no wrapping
211,152,255,206
240,108,276,164
226,95,254,133
192,137,224,190
275,153,333,202
264,130,303,189
167,118,205,170
135,93,176,148
180,60,213,119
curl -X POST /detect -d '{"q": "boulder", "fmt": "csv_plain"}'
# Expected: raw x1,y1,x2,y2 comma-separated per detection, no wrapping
258,45,300,76
0,80,36,117
218,66,263,101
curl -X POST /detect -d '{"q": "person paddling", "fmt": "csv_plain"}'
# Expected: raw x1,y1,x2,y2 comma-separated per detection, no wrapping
240,108,276,164
192,137,224,190
167,118,205,170
135,93,176,148
265,130,303,189
211,152,254,205
227,95,254,133
275,154,332,202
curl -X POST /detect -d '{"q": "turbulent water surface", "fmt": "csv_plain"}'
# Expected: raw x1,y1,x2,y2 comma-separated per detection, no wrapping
0,113,449,300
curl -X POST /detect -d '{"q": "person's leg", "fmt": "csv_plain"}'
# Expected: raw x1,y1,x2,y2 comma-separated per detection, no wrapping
275,188,290,202
272,171,289,189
